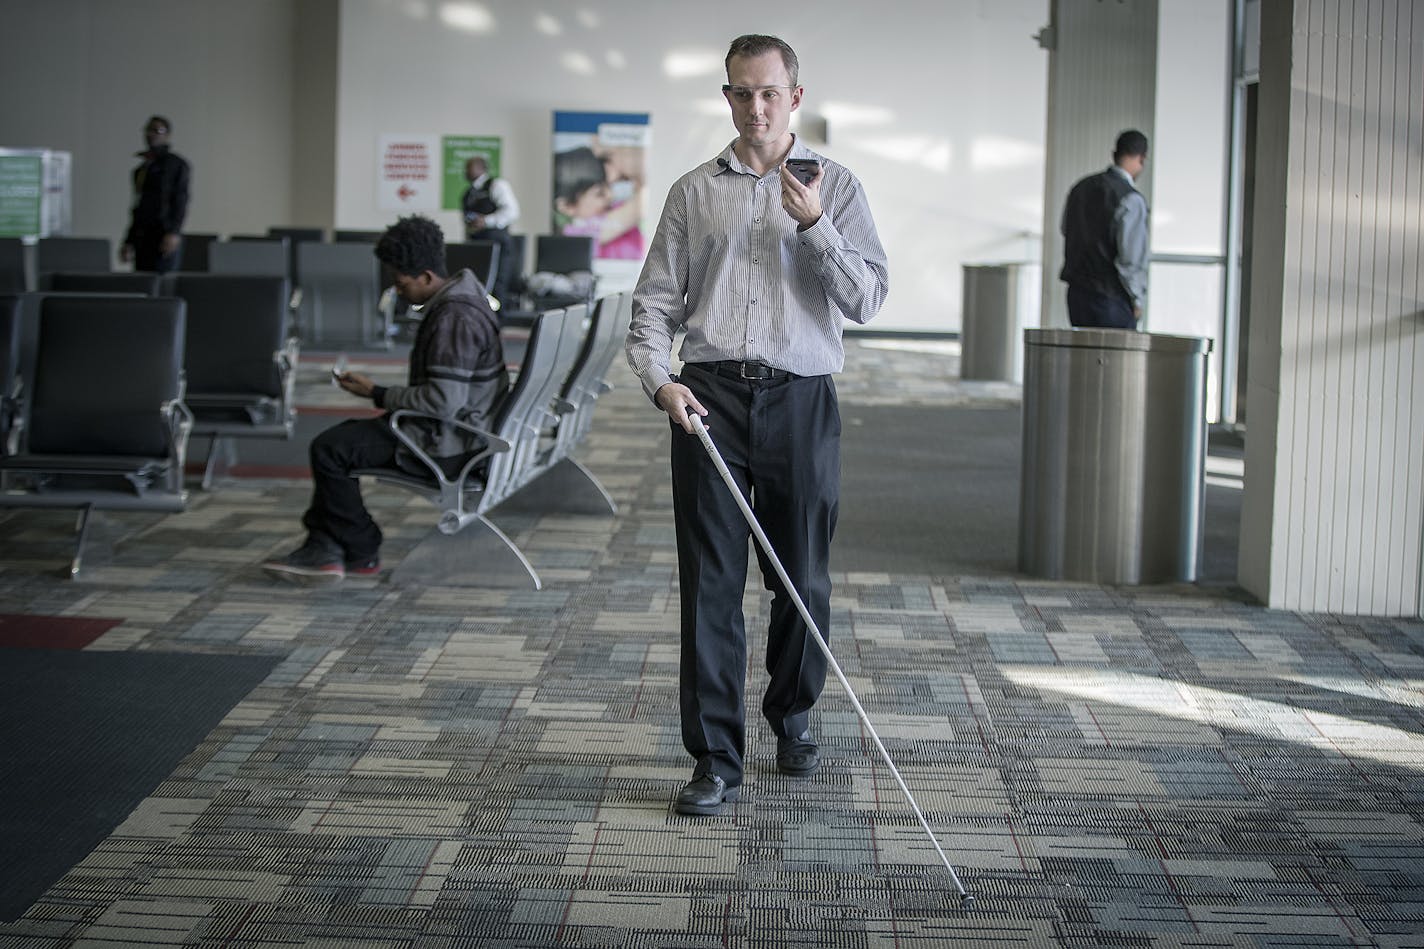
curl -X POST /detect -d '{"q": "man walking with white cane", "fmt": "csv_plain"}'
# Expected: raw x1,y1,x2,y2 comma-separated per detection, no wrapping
626,33,889,817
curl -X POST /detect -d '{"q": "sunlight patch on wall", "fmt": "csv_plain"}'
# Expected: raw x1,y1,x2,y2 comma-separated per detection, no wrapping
969,135,1042,171
851,136,953,173
664,48,724,80
606,50,627,70
437,2,491,33
534,12,562,35
818,101,895,128
561,51,596,76
576,9,600,29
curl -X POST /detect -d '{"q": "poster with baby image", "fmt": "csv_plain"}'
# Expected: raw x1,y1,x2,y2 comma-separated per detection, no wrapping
551,111,650,261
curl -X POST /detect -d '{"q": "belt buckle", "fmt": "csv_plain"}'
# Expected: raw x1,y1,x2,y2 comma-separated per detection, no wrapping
740,361,769,380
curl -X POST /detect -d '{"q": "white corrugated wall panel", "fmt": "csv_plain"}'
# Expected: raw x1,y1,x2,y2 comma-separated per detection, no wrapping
1244,0,1424,616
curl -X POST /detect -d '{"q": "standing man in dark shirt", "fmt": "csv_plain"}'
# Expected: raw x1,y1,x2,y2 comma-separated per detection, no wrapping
461,156,521,311
120,115,190,273
263,216,509,584
627,33,889,816
1060,130,1150,329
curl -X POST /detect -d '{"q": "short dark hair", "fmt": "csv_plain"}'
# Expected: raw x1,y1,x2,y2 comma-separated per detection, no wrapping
725,34,799,87
1114,129,1149,160
374,215,446,278
146,115,172,133
554,147,607,204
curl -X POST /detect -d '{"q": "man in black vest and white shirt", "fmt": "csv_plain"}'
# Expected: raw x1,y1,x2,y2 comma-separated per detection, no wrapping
462,156,520,311
1060,130,1149,329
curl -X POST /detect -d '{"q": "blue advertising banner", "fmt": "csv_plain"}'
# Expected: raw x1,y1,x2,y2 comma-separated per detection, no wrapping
551,111,650,261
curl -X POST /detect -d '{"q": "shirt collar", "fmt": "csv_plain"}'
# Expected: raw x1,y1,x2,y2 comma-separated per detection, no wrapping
1109,164,1134,184
712,134,818,177
472,173,491,188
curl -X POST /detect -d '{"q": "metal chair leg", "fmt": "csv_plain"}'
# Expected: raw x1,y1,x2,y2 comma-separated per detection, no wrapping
69,504,94,579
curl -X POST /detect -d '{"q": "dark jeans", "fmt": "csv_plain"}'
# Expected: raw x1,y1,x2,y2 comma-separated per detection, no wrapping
1067,284,1136,329
301,417,398,560
468,227,517,310
133,236,181,274
670,363,840,786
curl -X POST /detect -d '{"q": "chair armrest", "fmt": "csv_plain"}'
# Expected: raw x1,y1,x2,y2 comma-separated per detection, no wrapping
384,409,512,485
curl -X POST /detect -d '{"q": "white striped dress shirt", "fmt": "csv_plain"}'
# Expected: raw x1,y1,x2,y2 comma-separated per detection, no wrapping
627,137,889,400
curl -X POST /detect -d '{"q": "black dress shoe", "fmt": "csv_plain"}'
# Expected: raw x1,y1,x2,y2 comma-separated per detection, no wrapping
776,731,819,775
674,773,740,816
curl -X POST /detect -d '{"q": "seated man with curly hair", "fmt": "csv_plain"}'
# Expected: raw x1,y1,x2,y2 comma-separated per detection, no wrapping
264,215,509,583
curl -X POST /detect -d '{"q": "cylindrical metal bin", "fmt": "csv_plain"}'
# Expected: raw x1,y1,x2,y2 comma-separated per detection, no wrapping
960,264,1028,382
1018,328,1212,584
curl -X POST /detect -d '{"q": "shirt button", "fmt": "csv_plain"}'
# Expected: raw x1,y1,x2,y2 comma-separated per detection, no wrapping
754,217,761,223
751,299,757,305
753,257,759,264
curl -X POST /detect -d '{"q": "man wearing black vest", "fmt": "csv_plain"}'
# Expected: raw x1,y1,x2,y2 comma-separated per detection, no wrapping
461,156,520,311
1060,130,1149,329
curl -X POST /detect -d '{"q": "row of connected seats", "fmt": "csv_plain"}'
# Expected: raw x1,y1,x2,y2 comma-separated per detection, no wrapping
0,275,296,575
353,291,633,590
0,232,598,350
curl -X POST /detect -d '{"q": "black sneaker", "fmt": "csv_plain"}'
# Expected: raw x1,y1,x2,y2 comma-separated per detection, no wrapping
263,540,345,584
345,555,382,577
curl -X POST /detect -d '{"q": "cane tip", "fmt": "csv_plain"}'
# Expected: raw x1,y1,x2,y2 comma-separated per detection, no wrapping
960,894,976,909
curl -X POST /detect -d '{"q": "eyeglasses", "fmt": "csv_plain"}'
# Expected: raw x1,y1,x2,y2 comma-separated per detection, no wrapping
722,84,796,103
145,125,168,134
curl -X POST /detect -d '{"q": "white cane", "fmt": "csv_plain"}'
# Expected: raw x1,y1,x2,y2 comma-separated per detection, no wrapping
687,412,975,907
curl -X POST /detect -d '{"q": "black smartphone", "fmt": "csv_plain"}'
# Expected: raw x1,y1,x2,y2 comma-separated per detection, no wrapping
785,159,820,185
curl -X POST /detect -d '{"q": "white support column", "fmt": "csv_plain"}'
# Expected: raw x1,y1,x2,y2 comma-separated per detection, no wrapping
1039,0,1159,329
1240,0,1424,616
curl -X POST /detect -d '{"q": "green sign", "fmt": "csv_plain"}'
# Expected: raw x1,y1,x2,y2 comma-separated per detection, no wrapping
0,155,42,238
441,135,502,211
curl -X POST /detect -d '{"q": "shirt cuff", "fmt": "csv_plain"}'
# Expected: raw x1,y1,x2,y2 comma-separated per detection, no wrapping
371,385,388,409
796,214,836,253
641,368,674,404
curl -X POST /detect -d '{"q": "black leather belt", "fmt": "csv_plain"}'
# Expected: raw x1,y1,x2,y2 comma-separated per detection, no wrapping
689,360,798,381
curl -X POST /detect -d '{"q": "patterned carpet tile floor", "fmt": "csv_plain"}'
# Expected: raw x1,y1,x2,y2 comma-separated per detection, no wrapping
0,341,1421,947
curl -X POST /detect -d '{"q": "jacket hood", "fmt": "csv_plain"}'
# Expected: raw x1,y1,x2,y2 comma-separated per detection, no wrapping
427,268,487,309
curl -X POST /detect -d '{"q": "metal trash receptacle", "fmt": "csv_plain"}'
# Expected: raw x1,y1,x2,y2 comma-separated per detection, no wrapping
960,264,1030,382
1018,328,1212,584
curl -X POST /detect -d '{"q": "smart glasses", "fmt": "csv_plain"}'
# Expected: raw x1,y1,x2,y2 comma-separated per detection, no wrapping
721,84,796,103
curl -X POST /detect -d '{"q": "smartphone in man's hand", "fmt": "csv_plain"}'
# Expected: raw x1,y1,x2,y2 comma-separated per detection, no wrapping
785,159,820,185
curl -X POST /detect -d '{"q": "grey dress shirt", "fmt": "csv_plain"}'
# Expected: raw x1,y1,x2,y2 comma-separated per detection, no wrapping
1110,165,1149,309
627,137,889,400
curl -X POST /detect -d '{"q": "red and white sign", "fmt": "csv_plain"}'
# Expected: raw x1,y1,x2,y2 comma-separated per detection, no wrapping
378,135,438,211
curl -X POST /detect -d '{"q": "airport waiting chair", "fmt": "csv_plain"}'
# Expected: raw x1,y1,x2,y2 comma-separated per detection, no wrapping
333,229,384,243
269,227,324,287
0,296,192,577
556,291,632,451
535,235,595,275
352,307,590,590
0,238,26,293
8,292,150,435
295,241,390,350
445,241,499,296
36,237,111,281
210,239,289,279
169,274,297,488
0,296,19,455
47,272,162,296
526,235,597,312
177,233,219,272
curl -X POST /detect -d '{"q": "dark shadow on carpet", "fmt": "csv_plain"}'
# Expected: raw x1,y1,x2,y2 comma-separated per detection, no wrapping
836,404,1022,576
0,648,280,922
